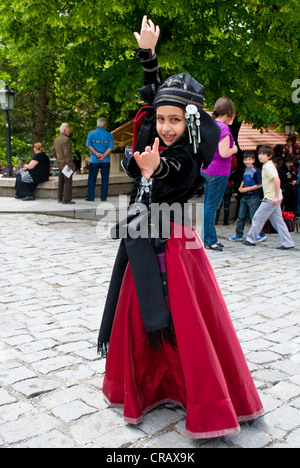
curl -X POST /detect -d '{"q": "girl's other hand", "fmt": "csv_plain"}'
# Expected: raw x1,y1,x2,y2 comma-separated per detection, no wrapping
134,137,160,179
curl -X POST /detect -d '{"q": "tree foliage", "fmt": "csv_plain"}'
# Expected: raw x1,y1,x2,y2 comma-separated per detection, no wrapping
0,0,299,164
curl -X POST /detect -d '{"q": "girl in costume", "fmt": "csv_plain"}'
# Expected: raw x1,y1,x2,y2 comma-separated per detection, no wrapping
98,16,263,439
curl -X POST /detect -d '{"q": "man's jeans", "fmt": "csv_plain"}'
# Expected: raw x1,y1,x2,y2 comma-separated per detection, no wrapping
246,198,294,248
236,195,261,237
87,162,110,201
201,172,229,246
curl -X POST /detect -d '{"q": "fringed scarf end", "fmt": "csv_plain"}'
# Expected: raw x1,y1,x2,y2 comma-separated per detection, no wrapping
97,342,109,359
147,319,177,352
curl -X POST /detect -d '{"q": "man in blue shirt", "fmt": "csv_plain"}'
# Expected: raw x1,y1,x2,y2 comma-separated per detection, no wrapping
86,117,114,201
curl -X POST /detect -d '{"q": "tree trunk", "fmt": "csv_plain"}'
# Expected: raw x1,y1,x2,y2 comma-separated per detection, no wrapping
33,83,48,143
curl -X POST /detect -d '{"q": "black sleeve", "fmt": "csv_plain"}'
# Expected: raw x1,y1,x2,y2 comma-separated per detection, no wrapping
136,48,162,89
152,147,194,188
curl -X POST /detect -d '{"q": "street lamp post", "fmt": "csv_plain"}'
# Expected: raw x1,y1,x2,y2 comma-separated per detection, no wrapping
0,83,15,177
284,121,296,137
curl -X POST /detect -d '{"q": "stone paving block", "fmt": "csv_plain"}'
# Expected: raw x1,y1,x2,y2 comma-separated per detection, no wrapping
12,377,61,398
3,334,35,347
56,364,96,385
69,410,125,445
263,405,300,432
31,355,83,375
55,340,94,354
245,350,281,365
271,359,300,376
0,414,59,445
241,338,274,352
51,400,97,423
270,341,299,356
266,381,300,402
143,428,199,449
253,369,288,386
0,389,16,406
0,401,36,422
15,430,76,448
19,338,58,354
284,428,300,448
92,425,147,448
137,407,185,436
0,366,37,386
17,350,58,365
225,424,272,448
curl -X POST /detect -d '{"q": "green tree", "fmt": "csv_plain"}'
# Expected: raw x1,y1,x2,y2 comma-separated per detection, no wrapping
0,0,299,166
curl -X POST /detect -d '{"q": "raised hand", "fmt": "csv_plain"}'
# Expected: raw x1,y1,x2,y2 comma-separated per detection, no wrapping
134,137,161,179
134,15,160,54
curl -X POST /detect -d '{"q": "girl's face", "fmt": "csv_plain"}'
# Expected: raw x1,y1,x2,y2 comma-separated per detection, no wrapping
222,113,235,126
156,106,186,146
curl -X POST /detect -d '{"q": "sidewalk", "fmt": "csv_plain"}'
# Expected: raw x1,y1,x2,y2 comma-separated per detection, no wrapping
0,206,299,448
0,196,125,220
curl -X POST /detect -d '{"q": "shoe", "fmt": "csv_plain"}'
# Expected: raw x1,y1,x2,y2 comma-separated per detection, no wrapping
206,244,223,251
62,200,75,204
217,241,224,248
229,235,243,241
22,196,35,201
85,198,94,201
257,234,267,243
243,240,256,246
276,245,294,250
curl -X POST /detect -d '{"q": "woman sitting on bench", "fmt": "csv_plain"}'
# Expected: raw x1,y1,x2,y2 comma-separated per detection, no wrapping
15,143,50,201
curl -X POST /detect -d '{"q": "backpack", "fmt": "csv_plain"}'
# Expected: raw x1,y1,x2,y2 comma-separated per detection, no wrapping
263,211,295,233
122,106,155,178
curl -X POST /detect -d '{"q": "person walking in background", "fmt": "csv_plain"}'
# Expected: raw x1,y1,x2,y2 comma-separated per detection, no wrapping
200,97,238,251
52,123,75,204
244,146,294,250
86,117,114,201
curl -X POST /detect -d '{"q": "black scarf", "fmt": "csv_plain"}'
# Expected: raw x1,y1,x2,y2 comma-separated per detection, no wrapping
97,235,176,358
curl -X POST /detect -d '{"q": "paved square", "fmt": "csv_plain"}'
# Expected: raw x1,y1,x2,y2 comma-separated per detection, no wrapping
0,211,299,448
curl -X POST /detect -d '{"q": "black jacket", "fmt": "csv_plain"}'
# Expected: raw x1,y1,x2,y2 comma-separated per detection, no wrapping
122,49,220,208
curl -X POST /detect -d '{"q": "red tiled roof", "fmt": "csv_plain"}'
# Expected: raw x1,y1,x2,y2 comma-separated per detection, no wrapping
238,123,297,150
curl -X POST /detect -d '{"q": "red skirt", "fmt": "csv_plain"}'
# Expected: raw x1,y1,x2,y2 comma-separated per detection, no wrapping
102,225,263,439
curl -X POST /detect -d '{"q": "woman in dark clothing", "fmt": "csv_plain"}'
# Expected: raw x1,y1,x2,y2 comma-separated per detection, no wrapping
15,143,50,200
97,16,263,439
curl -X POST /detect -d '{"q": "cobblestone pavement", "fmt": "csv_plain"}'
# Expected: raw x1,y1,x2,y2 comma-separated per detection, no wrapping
0,212,299,448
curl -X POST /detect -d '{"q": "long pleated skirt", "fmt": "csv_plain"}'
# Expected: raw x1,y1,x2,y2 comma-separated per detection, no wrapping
102,224,263,438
